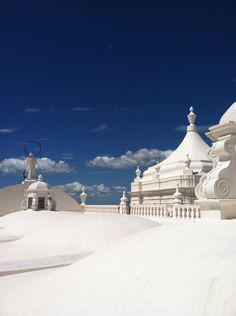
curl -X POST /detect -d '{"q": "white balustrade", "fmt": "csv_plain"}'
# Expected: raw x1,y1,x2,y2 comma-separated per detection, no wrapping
86,205,120,214
130,204,200,219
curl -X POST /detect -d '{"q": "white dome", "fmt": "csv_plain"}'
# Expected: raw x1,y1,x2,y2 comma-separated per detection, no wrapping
27,175,50,192
219,102,236,125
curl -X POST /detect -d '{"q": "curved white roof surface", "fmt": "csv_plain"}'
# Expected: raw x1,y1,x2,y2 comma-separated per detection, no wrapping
219,102,236,125
27,175,50,192
160,107,210,167
160,127,210,166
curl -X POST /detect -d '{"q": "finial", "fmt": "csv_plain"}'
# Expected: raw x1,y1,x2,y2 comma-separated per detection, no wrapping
173,184,183,204
38,174,43,181
80,186,87,209
135,166,141,178
120,190,128,204
187,106,197,132
188,106,196,124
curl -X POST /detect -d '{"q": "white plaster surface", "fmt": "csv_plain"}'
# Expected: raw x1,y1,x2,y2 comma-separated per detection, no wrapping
219,102,236,124
0,211,236,316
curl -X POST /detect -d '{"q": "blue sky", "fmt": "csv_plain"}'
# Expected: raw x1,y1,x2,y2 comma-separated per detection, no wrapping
0,0,235,203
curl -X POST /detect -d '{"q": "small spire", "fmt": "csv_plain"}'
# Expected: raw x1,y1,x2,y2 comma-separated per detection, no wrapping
120,190,128,204
173,184,183,204
80,186,87,209
135,166,141,178
38,174,43,182
187,106,197,132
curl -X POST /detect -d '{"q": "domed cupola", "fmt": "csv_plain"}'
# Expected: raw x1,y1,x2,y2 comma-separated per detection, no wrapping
25,175,56,211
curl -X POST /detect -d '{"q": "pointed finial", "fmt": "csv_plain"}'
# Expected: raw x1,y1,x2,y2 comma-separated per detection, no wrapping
187,106,197,131
120,190,128,204
188,106,196,124
135,166,141,178
38,174,43,181
173,184,183,204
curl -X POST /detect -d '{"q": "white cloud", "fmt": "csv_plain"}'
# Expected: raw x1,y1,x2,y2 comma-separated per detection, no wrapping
0,128,19,133
0,158,25,173
58,181,112,198
73,107,93,111
91,124,111,133
113,185,127,193
0,157,72,174
37,158,72,173
87,148,172,169
25,108,41,113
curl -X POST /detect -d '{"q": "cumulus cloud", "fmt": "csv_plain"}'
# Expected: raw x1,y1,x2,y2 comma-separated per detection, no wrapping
57,181,127,199
87,148,172,169
91,124,111,133
58,181,112,198
36,158,72,173
113,185,127,193
0,157,72,174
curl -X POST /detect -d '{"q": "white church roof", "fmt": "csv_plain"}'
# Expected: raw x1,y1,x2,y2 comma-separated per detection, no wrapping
160,107,210,166
160,124,210,166
142,107,212,180
219,102,236,125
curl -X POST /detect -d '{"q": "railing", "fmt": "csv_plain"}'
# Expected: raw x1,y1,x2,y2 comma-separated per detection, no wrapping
130,204,201,219
86,205,120,214
85,204,201,219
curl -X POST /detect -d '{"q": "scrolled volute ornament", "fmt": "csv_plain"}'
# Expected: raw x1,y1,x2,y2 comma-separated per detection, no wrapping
215,179,231,198
208,148,216,159
224,140,234,155
213,139,232,160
